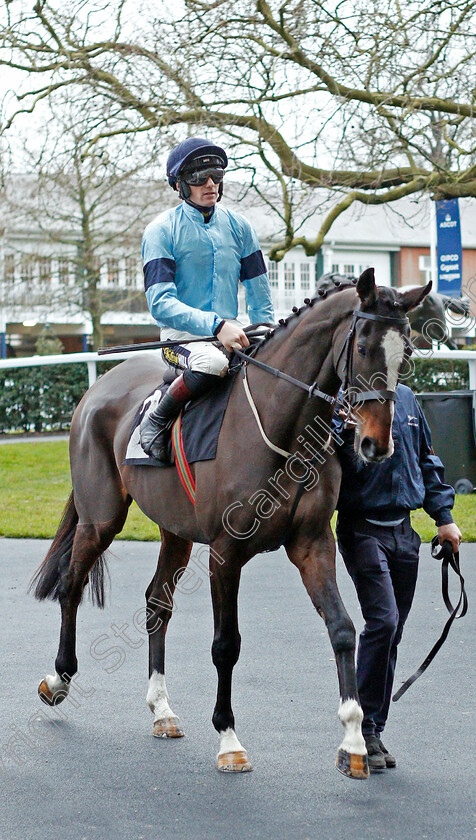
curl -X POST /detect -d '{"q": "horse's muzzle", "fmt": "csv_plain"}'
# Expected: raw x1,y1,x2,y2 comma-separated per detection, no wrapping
358,434,394,463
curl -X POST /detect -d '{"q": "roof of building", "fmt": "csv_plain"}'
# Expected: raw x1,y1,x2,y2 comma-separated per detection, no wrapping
2,173,476,253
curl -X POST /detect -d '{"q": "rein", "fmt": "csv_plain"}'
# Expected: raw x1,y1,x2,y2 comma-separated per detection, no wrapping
232,347,342,407
392,538,467,701
234,305,411,413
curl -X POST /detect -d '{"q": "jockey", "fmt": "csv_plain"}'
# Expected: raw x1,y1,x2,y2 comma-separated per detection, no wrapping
139,136,275,462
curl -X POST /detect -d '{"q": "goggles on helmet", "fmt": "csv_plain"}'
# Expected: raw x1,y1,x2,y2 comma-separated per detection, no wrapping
181,167,225,186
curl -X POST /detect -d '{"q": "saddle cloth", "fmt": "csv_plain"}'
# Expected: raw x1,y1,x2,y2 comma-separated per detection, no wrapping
123,371,237,467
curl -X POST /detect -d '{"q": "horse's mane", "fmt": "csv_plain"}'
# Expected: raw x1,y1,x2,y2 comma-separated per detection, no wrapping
248,276,359,351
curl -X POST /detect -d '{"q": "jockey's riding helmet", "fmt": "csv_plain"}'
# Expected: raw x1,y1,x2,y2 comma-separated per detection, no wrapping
166,137,228,200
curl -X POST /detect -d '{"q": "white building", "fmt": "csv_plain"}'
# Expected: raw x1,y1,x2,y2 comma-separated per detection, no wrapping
1,181,476,356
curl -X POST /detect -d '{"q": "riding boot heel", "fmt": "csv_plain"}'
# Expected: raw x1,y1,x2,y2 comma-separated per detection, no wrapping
139,371,217,463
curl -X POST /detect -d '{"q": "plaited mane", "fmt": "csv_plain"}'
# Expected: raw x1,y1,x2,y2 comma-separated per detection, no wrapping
259,276,359,344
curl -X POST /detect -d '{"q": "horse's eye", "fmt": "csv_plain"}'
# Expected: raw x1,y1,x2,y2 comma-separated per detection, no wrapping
357,344,367,357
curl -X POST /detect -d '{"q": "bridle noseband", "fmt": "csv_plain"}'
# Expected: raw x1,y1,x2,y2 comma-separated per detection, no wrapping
337,308,411,407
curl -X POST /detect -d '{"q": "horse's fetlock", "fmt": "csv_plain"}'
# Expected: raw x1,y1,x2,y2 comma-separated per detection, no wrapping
212,710,235,734
212,636,241,669
54,659,77,681
331,624,356,654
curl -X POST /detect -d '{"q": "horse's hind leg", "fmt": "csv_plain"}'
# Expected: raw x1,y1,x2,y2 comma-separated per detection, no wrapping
209,545,252,773
145,529,193,739
35,497,129,706
285,525,369,780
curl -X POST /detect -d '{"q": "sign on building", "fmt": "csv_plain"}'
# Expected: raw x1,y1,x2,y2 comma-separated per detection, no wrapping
436,199,462,296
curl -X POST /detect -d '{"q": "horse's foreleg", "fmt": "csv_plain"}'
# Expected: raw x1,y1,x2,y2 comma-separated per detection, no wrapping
209,549,252,773
38,520,122,706
285,528,369,780
145,529,193,739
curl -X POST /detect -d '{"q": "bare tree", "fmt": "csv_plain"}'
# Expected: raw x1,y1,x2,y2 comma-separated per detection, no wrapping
1,94,166,347
1,0,475,258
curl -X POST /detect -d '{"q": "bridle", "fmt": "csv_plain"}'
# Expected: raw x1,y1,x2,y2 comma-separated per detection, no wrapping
336,308,411,407
233,304,411,412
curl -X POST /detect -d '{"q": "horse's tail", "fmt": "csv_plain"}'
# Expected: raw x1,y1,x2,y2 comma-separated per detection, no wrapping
29,491,108,608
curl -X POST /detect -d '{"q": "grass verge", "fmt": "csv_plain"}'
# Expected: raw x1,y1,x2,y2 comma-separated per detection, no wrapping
0,441,159,540
1,440,475,541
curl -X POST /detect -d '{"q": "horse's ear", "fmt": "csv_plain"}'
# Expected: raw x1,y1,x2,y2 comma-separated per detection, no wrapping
357,268,377,308
399,281,432,313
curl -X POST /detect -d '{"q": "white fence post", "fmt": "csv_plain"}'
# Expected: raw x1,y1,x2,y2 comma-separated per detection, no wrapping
87,360,98,387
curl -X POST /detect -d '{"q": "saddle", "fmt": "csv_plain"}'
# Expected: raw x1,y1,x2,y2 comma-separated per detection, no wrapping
124,368,237,468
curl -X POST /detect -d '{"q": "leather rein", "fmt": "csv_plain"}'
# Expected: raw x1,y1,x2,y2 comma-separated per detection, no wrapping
233,305,411,413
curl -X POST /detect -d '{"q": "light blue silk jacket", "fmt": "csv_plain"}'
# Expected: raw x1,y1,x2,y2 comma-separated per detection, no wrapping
143,202,275,336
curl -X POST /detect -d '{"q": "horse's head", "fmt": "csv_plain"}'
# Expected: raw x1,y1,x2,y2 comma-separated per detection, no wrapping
337,268,431,463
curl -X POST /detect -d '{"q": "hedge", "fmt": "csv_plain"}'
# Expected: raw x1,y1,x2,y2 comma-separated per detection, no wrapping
0,362,117,434
0,356,472,434
407,358,469,392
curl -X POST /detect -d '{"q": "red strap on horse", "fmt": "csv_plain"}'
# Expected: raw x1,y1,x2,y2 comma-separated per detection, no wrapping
171,412,196,506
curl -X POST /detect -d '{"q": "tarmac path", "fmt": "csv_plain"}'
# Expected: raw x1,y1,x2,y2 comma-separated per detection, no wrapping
0,538,474,840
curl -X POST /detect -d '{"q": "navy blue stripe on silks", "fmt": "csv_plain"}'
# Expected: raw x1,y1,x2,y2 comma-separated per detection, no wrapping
239,250,266,282
143,257,176,291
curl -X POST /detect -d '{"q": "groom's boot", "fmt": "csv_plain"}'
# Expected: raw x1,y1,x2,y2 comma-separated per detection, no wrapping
139,370,217,462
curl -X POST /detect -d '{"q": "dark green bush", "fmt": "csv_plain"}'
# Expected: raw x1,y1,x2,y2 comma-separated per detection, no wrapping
0,355,472,434
0,361,118,434
404,358,469,392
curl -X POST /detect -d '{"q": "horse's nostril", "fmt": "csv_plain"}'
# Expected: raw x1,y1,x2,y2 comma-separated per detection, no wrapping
360,436,389,462
360,437,377,460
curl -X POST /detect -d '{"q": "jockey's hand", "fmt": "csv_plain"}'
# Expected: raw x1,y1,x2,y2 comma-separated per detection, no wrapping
217,321,250,352
437,522,462,554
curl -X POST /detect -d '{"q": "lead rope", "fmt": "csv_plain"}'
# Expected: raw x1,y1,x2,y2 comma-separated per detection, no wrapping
392,538,467,701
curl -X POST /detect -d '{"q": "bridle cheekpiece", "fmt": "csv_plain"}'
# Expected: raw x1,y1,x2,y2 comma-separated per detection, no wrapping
337,307,411,407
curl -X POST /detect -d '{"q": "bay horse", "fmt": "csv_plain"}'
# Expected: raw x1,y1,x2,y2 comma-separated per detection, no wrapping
31,269,430,779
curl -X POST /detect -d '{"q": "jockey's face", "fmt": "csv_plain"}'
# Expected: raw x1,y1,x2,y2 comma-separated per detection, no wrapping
188,176,220,207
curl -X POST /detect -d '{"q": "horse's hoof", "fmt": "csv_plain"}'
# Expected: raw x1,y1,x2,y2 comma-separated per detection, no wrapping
336,748,369,779
153,716,184,738
38,679,68,707
217,750,253,773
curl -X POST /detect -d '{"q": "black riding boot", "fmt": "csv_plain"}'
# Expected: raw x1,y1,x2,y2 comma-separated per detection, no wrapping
139,370,217,462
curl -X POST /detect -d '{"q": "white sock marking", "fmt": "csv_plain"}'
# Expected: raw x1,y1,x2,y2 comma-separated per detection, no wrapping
146,671,176,721
218,727,245,757
45,672,70,695
338,699,366,756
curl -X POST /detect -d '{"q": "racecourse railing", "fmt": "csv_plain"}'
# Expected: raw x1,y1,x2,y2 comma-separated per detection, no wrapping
0,347,475,390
